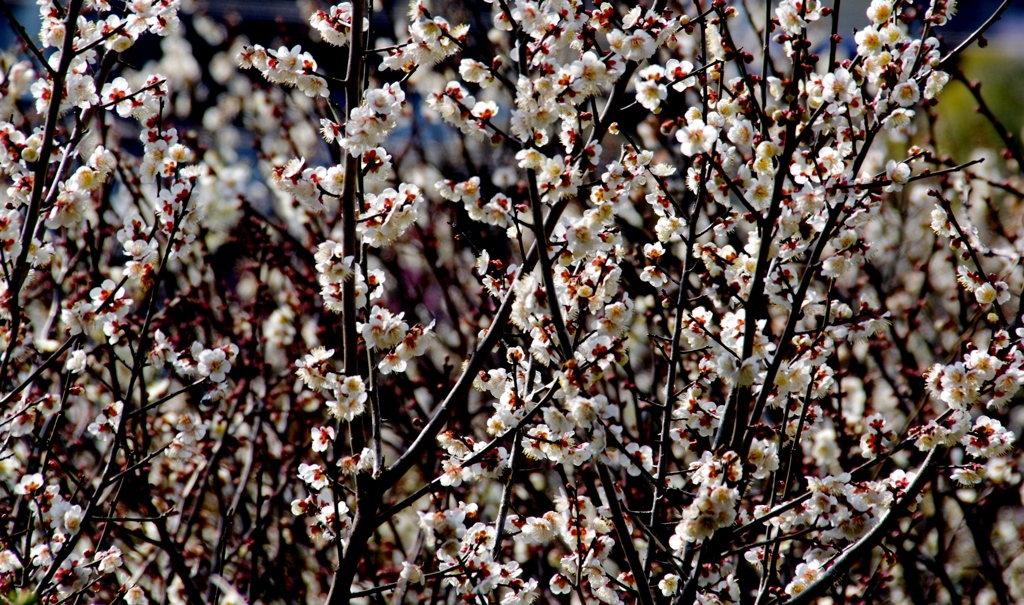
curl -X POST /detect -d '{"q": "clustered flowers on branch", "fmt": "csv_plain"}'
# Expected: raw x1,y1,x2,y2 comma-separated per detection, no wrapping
1,0,1023,604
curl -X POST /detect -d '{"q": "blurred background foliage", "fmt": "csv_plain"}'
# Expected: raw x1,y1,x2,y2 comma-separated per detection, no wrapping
935,48,1024,158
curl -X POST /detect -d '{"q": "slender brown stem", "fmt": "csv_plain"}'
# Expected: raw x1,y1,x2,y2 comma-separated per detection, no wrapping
325,1,371,602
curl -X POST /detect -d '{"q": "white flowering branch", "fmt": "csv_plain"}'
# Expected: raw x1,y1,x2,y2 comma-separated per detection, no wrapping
781,446,943,605
0,0,84,390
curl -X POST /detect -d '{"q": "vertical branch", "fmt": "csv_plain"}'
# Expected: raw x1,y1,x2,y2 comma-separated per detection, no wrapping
760,0,772,115
326,2,370,602
646,157,707,576
828,0,842,72
341,16,365,419
525,170,573,360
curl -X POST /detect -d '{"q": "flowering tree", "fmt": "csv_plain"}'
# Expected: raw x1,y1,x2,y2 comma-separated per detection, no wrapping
1,0,1023,603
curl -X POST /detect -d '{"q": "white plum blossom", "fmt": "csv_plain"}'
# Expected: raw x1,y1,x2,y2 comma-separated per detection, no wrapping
298,463,330,490
359,306,408,350
94,547,123,574
677,119,718,156
311,426,335,453
785,560,824,596
0,550,22,573
327,375,368,421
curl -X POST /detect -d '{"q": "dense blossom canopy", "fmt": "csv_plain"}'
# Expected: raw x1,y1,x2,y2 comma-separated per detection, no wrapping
0,0,1023,604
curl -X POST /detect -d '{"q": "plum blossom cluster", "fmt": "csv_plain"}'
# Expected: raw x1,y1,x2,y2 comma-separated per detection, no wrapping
237,44,329,98
671,451,742,544
2,0,1024,604
378,2,468,72
358,305,434,375
358,183,424,247
416,501,540,604
171,341,238,383
304,82,410,159
309,2,366,47
291,479,355,545
295,347,369,423
436,176,515,230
